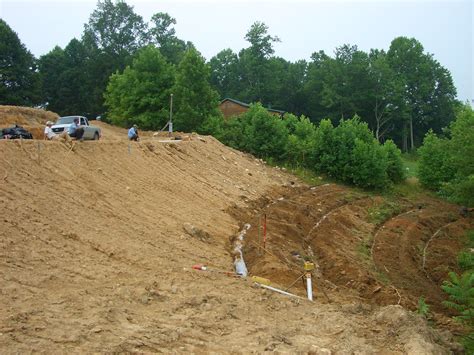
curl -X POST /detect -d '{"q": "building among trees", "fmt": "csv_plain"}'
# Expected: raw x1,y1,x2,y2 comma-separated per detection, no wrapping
219,98,285,119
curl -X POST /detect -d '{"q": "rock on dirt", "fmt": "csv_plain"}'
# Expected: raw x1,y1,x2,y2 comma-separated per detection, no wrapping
183,223,212,243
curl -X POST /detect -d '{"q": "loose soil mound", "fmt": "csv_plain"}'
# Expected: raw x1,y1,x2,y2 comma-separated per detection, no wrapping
0,107,471,353
0,106,59,139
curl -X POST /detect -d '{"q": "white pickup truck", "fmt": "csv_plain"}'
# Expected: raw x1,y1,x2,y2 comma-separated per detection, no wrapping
52,116,101,140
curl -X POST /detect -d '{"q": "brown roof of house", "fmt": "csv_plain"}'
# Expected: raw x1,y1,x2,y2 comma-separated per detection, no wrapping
220,98,285,114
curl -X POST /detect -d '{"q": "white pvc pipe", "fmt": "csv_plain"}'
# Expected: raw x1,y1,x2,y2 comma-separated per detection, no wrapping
233,224,251,277
256,283,301,299
306,274,313,301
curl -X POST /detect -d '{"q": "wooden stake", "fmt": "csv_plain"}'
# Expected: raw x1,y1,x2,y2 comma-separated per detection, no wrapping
263,213,267,250
257,215,261,255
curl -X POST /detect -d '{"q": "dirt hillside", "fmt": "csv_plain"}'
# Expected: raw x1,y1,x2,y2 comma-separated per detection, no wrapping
1,107,472,353
0,106,59,139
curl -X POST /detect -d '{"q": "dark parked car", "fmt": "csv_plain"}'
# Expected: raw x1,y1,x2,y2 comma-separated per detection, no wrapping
1,125,33,139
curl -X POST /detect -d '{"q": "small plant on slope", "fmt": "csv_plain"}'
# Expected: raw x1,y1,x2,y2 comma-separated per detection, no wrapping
417,296,430,318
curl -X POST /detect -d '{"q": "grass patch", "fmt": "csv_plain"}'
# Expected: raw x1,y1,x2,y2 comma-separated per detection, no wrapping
367,199,403,225
281,164,328,186
376,271,391,285
401,152,419,179
357,236,373,263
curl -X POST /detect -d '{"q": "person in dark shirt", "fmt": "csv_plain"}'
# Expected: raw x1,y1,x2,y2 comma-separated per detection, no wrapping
68,117,85,140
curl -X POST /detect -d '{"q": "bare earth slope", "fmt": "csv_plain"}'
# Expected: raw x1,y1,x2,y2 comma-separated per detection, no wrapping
0,109,470,353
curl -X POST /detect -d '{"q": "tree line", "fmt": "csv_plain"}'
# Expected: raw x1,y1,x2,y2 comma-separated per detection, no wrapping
0,0,460,152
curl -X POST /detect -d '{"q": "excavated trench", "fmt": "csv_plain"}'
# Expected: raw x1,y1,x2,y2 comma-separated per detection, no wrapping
228,183,474,320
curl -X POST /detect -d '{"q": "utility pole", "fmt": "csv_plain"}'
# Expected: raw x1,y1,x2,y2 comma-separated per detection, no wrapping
169,93,173,137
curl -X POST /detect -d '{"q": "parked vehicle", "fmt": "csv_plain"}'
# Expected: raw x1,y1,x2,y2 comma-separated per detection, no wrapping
52,116,101,140
1,125,33,139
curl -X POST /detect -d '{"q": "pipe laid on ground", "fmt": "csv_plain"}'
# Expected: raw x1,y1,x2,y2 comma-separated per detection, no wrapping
256,283,302,299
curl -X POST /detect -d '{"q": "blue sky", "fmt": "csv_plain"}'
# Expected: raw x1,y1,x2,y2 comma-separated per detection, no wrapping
1,0,472,103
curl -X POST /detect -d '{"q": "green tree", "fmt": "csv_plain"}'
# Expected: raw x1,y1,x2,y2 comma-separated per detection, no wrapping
244,21,280,59
418,131,454,190
312,118,336,172
83,0,147,58
367,49,403,142
280,60,307,117
387,37,457,151
39,39,93,115
209,49,240,99
104,45,175,129
303,50,332,122
219,115,249,151
148,12,193,65
38,46,66,112
172,48,220,132
418,105,474,206
439,105,474,206
241,103,288,160
60,39,90,115
350,138,389,189
310,116,391,188
82,0,148,115
383,139,405,183
319,45,372,122
449,106,474,179
0,19,40,106
285,114,317,168
237,22,280,103
329,116,374,180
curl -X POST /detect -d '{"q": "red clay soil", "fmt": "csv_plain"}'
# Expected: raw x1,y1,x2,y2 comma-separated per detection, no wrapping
233,185,473,318
1,106,472,353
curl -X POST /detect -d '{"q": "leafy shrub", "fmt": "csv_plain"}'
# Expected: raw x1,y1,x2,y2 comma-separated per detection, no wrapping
312,118,336,173
310,116,391,188
246,104,289,160
329,117,374,181
418,105,474,205
285,114,317,168
218,111,404,190
219,115,248,151
350,138,388,188
418,130,454,190
199,114,224,137
440,175,474,207
383,139,405,183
